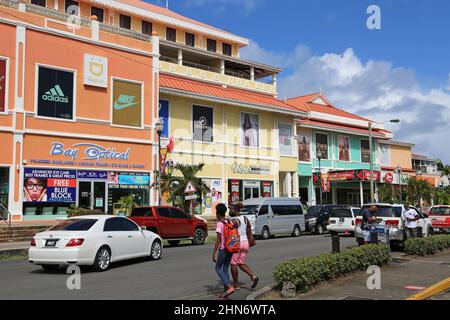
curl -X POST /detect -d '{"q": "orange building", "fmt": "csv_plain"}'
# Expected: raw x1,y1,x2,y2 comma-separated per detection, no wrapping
0,0,160,220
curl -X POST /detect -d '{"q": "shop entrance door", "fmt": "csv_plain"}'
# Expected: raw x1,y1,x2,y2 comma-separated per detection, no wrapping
77,181,106,212
244,181,260,200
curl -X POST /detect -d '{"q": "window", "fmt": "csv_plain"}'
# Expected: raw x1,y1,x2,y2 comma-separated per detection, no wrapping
271,205,303,216
31,0,46,7
207,39,217,52
130,208,153,217
338,136,350,161
241,113,259,147
104,218,125,232
0,59,6,113
380,144,390,166
90,6,104,22
279,124,293,156
258,205,269,216
119,14,131,30
316,133,328,159
166,27,176,42
49,219,97,231
37,66,74,120
170,208,189,219
185,32,195,47
112,79,142,127
157,208,171,218
222,43,232,56
193,105,214,143
65,0,79,15
121,218,139,231
360,139,371,163
142,20,152,35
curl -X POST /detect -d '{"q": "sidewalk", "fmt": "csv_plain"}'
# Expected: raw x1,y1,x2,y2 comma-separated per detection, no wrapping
0,241,29,257
259,251,450,300
299,252,450,300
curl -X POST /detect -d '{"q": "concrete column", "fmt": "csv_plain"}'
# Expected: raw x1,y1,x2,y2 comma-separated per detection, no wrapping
293,172,299,198
177,48,183,65
220,59,225,75
272,73,277,87
309,177,317,206
286,172,293,198
91,17,99,41
250,67,255,81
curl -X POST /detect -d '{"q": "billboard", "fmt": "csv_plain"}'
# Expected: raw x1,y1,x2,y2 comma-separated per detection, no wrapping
23,168,76,203
241,113,259,147
112,79,142,127
84,54,108,88
159,99,170,138
193,105,213,142
338,136,350,161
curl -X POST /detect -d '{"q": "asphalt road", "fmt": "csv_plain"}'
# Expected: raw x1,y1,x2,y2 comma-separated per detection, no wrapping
0,234,356,300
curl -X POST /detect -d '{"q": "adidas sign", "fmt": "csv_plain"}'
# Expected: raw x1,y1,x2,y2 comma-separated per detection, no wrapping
42,85,69,103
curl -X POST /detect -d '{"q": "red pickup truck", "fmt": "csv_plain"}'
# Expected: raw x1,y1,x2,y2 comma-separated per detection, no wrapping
129,206,208,245
429,205,450,234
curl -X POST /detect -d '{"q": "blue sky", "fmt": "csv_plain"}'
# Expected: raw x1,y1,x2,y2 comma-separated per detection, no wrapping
148,0,450,162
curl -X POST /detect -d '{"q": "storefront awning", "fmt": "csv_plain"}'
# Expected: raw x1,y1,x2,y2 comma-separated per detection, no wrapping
313,170,381,184
298,119,391,139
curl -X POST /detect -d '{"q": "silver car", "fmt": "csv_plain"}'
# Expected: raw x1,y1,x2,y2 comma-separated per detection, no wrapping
241,198,305,240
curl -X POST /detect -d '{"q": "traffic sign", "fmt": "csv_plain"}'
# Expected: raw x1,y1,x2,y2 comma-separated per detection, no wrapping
184,181,197,194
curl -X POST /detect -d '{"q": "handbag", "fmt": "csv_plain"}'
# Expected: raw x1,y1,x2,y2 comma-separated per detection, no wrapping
244,216,256,247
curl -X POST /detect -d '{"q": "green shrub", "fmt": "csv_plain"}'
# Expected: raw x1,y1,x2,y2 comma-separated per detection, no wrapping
404,235,450,256
273,244,391,293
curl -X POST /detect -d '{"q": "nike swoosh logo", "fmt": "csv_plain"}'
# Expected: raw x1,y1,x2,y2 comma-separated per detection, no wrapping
114,101,139,110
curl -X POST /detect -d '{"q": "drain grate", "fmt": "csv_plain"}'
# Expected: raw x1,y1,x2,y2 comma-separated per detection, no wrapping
341,296,376,300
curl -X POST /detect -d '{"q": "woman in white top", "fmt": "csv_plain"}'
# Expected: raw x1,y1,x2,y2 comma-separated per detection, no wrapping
229,204,259,291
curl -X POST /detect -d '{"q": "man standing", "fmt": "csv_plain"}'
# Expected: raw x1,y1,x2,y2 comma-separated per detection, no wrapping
361,205,383,244
402,203,419,239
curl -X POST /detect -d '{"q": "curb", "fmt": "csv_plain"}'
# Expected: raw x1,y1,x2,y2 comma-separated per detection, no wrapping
406,277,450,300
0,248,28,258
246,283,277,301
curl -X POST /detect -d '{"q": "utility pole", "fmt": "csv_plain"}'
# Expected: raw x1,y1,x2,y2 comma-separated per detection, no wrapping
369,122,375,203
318,153,323,205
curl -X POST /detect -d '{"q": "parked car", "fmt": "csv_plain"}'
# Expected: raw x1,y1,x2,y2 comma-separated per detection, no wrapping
305,205,345,234
354,203,433,247
129,206,208,246
241,198,305,240
429,205,450,233
328,207,360,236
29,216,162,272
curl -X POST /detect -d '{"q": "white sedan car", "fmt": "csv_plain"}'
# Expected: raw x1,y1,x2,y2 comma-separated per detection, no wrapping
29,215,163,272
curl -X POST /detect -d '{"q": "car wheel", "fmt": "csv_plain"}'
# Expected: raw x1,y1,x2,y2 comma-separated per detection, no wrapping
261,227,270,240
427,227,434,237
150,240,162,260
168,240,181,246
192,228,206,245
41,264,59,272
92,246,111,272
316,224,324,235
292,225,301,237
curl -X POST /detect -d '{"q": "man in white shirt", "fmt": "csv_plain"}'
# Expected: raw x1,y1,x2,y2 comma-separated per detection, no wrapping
402,203,419,238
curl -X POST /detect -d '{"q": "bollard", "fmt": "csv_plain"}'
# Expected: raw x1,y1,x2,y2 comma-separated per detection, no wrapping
370,231,379,244
331,235,340,253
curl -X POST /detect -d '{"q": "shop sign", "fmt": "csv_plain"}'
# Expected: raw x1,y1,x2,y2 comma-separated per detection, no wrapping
231,163,270,175
112,79,142,127
313,170,381,184
262,181,272,198
108,172,150,190
384,173,394,184
84,54,108,88
23,168,76,203
50,142,130,163
77,170,108,180
118,173,150,185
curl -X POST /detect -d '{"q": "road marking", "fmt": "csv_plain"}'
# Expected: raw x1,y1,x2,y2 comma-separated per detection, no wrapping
407,277,450,300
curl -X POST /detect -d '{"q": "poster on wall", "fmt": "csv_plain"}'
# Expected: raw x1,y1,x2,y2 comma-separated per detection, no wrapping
316,133,329,159
112,79,142,127
23,169,76,203
37,66,74,120
83,54,108,88
193,105,213,142
261,181,272,198
229,180,241,204
338,136,350,161
0,59,6,112
204,179,223,213
241,113,259,147
278,124,292,156
159,100,170,138
361,139,371,163
298,131,311,162
320,173,331,193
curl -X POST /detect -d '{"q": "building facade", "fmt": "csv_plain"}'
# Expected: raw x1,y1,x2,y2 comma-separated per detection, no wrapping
0,0,160,221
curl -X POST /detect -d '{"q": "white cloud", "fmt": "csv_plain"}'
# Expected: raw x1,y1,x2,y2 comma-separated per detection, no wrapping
242,42,450,163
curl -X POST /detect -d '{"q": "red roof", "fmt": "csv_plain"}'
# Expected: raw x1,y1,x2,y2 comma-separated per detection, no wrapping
381,166,416,173
287,93,370,122
298,119,389,138
159,74,304,114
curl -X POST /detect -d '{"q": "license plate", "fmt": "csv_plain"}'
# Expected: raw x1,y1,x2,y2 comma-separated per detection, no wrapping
45,240,58,247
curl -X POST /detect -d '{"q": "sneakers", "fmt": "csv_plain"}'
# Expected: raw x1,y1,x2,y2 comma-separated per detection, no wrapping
251,276,259,289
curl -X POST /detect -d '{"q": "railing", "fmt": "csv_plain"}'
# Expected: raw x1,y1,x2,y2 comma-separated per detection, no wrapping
0,0,18,9
160,55,179,64
224,69,251,80
26,3,91,27
182,60,221,73
0,203,12,242
99,22,152,42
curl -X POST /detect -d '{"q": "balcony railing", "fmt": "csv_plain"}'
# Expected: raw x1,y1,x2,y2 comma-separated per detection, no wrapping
182,60,221,74
26,3,91,27
0,0,18,9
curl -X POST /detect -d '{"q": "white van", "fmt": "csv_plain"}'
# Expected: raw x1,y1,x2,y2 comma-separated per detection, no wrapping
240,198,305,240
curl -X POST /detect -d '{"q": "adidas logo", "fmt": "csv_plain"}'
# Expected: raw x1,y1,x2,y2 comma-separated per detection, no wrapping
42,85,69,103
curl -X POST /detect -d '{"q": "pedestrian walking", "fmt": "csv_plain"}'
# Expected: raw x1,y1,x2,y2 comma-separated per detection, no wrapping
229,203,259,290
402,202,419,239
212,203,238,299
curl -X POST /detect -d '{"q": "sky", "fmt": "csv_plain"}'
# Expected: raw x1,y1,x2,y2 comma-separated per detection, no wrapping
147,0,450,163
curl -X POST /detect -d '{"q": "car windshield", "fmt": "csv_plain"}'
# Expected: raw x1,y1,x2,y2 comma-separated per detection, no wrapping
359,206,397,218
430,207,450,216
241,205,259,215
331,209,353,218
48,219,97,231
306,206,322,217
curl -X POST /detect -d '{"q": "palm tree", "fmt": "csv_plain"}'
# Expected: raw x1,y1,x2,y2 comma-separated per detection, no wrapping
164,163,210,213
407,177,432,208
437,160,450,176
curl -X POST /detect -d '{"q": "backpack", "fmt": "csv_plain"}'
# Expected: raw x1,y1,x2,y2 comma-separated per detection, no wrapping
222,219,241,254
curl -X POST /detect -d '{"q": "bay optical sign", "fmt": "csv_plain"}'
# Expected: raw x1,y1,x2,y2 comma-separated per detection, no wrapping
84,54,108,88
37,66,74,120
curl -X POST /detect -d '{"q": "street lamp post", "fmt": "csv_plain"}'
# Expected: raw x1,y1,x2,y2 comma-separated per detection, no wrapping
396,165,403,202
155,120,164,206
